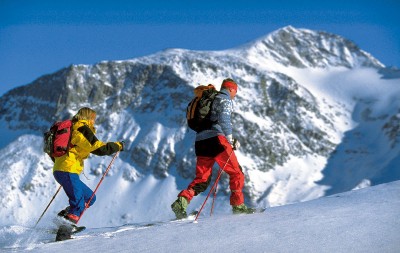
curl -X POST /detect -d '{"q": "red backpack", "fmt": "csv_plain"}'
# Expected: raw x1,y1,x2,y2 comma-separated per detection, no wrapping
43,119,74,158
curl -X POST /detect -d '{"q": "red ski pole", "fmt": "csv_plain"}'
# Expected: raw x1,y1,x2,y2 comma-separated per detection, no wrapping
209,139,237,217
210,170,220,216
76,151,119,224
195,149,234,221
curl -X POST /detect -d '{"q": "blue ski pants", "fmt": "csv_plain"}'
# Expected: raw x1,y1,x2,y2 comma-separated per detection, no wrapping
53,171,96,217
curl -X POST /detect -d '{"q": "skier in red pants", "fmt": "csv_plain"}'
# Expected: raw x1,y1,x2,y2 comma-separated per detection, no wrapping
171,78,254,219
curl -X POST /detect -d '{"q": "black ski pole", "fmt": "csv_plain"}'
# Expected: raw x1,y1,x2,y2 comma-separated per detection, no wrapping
35,185,62,227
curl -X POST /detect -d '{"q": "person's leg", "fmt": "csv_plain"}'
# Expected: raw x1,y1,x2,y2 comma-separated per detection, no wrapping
172,156,214,218
54,171,72,216
54,171,93,217
214,136,244,206
178,156,214,201
172,137,224,218
81,181,96,208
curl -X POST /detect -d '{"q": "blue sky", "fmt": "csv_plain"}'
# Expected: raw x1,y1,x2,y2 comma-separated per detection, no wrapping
1,0,399,96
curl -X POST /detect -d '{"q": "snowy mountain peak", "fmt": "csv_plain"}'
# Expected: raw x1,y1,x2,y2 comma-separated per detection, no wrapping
239,26,384,69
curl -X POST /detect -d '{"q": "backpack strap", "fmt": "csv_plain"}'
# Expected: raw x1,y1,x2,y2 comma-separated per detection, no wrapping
187,97,200,120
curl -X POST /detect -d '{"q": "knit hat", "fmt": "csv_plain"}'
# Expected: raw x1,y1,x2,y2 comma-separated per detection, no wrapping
221,78,238,92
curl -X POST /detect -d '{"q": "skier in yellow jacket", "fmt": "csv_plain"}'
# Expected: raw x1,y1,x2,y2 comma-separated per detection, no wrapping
53,107,123,224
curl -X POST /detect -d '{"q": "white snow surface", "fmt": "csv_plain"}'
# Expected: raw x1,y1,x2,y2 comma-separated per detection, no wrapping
1,180,399,253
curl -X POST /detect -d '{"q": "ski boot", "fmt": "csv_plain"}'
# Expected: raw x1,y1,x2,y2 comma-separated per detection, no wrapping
171,196,189,219
58,206,80,223
57,206,70,218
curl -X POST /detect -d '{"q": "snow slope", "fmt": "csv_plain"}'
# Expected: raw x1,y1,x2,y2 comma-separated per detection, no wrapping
1,180,399,253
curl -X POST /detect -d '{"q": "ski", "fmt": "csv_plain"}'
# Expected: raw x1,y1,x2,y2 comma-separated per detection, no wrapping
174,210,199,221
52,214,86,241
248,208,267,214
139,210,199,228
55,224,86,242
235,207,267,215
71,224,86,234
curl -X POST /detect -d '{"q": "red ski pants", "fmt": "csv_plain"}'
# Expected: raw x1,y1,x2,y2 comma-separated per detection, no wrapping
179,135,244,206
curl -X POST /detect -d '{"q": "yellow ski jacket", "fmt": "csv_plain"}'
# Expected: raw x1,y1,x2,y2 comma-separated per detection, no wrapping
53,119,122,174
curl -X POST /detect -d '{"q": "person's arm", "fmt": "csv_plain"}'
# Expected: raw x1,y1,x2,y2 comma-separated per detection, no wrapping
73,124,122,156
216,95,233,137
